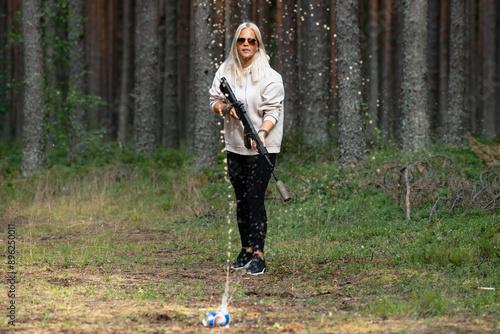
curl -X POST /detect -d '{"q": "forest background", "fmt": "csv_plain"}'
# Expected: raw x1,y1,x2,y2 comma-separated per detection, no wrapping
0,0,500,333
1,0,500,174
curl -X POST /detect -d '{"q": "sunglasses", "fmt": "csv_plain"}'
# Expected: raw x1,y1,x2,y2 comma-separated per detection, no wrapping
237,38,257,45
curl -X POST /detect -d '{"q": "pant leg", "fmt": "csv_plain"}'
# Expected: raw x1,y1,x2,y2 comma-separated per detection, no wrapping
245,154,276,253
227,152,252,248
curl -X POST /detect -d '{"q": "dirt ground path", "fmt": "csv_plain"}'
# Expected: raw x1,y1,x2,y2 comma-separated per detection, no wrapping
3,259,498,333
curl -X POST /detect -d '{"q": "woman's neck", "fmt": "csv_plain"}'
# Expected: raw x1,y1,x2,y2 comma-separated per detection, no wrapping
240,57,252,68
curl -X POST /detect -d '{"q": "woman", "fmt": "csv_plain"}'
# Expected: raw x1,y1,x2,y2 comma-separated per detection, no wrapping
209,22,284,275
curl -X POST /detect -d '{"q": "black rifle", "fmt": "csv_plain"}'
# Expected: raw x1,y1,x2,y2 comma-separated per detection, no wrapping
220,77,291,202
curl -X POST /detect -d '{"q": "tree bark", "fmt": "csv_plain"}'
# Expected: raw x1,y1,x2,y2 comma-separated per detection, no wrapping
443,0,466,146
276,0,299,133
0,0,10,139
438,0,450,139
254,0,270,45
85,0,103,129
21,0,46,176
380,0,396,141
117,0,133,144
366,0,379,144
177,0,191,140
239,0,252,22
480,0,497,138
193,0,218,169
427,0,440,138
299,0,331,143
400,0,430,151
68,0,88,152
465,0,477,133
335,0,367,168
330,0,338,138
162,0,179,149
133,0,159,153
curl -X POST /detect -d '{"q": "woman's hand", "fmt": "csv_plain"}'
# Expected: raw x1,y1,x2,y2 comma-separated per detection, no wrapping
253,128,270,152
229,107,239,119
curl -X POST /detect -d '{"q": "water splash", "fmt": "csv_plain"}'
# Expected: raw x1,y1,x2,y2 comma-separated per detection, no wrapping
218,117,234,316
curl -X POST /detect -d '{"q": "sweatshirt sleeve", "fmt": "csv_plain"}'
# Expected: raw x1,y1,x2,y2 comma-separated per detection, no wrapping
259,74,284,125
209,64,228,113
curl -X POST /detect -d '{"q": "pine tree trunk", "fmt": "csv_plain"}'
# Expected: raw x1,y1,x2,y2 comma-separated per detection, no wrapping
68,0,88,152
133,0,159,153
162,0,179,149
276,0,299,133
481,0,497,138
0,0,9,139
497,1,500,134
367,0,379,144
117,0,132,144
254,0,270,45
438,0,450,139
21,0,46,176
85,0,102,129
177,0,191,139
335,0,367,168
427,0,440,137
380,0,396,141
193,0,218,170
239,0,252,22
300,0,331,143
443,0,466,146
330,0,339,138
400,0,430,151
465,0,477,133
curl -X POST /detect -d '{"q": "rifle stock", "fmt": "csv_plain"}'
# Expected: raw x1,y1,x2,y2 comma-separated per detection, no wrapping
220,77,291,202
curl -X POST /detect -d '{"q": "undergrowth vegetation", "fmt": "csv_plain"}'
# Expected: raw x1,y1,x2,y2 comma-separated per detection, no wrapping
0,139,499,331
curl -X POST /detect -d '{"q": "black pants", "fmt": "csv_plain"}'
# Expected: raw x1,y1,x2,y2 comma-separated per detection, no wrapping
227,151,276,254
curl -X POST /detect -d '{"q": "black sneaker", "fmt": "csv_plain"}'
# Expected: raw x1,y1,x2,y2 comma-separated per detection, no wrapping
230,249,253,270
246,254,266,275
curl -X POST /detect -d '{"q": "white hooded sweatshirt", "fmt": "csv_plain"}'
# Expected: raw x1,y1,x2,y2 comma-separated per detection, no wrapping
209,61,285,156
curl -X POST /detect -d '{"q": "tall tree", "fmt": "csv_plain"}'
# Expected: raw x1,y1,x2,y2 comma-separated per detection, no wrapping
117,0,133,144
133,0,159,153
480,0,497,138
42,0,59,93
443,0,466,146
85,0,119,133
162,0,179,148
239,0,253,22
330,0,338,137
335,0,367,168
497,1,500,134
276,0,299,132
400,0,430,151
438,0,450,139
254,0,270,45
21,0,46,176
465,0,477,133
0,0,11,139
299,0,331,143
366,0,379,144
427,0,440,138
193,0,217,169
177,0,191,139
12,0,23,142
380,0,396,141
68,0,88,151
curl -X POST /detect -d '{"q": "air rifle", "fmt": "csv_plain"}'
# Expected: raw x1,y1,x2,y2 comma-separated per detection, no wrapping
220,77,291,202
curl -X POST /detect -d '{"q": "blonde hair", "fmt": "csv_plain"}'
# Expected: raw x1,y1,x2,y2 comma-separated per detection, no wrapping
225,22,270,85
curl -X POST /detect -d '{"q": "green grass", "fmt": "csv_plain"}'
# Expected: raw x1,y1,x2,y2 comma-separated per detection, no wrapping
1,140,499,332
